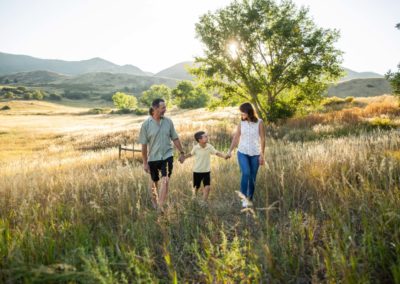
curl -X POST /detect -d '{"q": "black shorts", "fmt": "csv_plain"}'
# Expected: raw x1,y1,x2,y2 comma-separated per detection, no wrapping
193,172,211,189
148,156,173,182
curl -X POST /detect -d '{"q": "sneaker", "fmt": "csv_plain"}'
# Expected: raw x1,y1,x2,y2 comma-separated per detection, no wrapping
242,199,248,208
246,199,253,207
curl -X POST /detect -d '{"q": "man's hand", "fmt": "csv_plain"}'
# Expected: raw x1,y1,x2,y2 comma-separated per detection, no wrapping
179,154,185,164
143,162,150,173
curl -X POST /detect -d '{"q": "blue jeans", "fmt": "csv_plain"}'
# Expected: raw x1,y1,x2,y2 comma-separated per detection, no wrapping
237,151,260,200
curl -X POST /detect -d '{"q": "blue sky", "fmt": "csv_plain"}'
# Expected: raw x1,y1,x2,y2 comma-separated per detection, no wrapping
0,0,399,74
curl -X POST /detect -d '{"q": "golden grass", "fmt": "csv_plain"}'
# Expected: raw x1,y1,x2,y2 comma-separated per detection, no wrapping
0,98,399,282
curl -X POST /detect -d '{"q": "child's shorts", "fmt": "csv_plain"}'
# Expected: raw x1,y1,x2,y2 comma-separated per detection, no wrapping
193,172,210,189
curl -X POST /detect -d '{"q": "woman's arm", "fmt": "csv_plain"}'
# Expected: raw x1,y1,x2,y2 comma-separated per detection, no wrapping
227,123,241,158
259,120,266,165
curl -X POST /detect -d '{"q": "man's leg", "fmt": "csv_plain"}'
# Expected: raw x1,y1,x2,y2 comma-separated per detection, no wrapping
148,176,159,209
158,157,173,208
158,176,169,207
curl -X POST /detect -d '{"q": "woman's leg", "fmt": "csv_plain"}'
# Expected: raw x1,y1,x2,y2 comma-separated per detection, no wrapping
248,155,260,200
237,151,251,198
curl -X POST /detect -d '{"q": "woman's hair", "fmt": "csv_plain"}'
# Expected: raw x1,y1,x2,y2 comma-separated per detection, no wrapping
239,102,258,122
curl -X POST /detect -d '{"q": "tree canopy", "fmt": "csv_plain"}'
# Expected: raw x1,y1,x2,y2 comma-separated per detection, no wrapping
385,23,400,98
112,92,137,110
193,0,343,122
172,81,210,109
140,85,172,107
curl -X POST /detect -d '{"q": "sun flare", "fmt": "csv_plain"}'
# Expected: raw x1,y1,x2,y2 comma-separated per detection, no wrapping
227,41,239,59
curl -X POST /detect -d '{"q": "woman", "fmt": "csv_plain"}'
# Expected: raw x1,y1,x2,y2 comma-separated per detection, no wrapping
227,102,265,208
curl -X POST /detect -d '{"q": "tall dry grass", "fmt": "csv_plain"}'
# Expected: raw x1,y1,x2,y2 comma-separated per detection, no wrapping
0,103,399,282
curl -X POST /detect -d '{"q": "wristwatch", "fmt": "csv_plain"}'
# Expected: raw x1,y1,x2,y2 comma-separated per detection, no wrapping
180,151,184,155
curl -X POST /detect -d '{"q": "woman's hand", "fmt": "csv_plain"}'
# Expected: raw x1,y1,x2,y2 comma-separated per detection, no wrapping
259,155,265,166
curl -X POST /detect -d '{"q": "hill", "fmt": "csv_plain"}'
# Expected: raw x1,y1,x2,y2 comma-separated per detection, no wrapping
154,61,195,80
328,78,392,97
0,70,177,90
340,67,383,82
0,52,147,76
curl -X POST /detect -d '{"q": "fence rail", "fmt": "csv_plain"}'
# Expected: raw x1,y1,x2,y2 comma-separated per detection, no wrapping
118,144,141,159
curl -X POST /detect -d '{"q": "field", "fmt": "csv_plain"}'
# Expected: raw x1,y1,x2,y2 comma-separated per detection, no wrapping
0,97,400,283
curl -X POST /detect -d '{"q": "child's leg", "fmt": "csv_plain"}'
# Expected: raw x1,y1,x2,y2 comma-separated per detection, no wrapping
202,172,211,202
202,185,210,201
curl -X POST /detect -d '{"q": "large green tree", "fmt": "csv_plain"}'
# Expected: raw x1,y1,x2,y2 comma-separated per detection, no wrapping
385,23,400,98
193,0,343,122
172,81,210,109
140,84,172,107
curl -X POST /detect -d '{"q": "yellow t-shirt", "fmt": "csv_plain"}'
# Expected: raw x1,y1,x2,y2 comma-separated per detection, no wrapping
190,143,217,173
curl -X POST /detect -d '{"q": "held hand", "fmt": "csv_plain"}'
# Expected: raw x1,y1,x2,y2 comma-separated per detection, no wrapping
179,154,185,164
143,162,150,173
259,155,265,166
226,151,232,159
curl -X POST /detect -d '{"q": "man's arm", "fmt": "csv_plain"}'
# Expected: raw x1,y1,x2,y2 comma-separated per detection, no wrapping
173,138,185,163
141,144,150,173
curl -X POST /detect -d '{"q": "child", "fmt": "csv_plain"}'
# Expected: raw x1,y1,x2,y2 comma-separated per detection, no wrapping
183,131,228,202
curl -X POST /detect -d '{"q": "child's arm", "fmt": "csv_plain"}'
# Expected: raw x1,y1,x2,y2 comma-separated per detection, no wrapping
215,151,228,159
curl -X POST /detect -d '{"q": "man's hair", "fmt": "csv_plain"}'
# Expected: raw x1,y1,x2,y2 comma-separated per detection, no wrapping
194,131,206,142
152,98,165,108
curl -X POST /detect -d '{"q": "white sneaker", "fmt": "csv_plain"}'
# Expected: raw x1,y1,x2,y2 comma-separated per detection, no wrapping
246,199,253,207
242,199,248,208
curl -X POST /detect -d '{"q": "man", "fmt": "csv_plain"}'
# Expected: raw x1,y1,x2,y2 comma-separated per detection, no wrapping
139,98,185,211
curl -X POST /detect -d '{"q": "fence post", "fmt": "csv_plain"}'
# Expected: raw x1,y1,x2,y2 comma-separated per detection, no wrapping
119,145,121,159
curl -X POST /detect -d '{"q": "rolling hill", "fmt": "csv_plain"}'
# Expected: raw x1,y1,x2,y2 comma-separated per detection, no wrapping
328,78,392,98
0,52,147,76
155,61,195,80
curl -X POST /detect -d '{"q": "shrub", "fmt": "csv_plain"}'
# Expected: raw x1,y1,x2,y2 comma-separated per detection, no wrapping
322,96,345,107
344,96,354,103
87,108,111,114
48,93,62,101
134,108,148,115
369,117,396,129
112,92,138,110
1,105,11,110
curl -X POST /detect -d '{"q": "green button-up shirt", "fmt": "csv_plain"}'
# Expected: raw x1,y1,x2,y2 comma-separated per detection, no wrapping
138,116,179,162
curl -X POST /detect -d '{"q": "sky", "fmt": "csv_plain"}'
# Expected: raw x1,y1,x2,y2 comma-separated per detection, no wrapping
0,0,399,74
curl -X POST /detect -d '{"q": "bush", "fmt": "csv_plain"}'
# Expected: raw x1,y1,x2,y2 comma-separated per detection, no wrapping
322,96,345,106
48,93,62,101
369,117,396,129
87,108,111,114
134,108,148,115
1,105,11,110
112,92,138,110
344,96,354,103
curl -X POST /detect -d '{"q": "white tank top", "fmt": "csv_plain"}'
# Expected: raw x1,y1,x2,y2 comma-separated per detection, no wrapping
238,119,261,156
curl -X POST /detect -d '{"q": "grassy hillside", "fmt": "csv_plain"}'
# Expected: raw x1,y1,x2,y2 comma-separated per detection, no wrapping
328,78,392,97
0,97,399,282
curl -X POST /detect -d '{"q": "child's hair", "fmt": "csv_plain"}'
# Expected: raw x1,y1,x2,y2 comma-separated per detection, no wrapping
194,131,206,142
